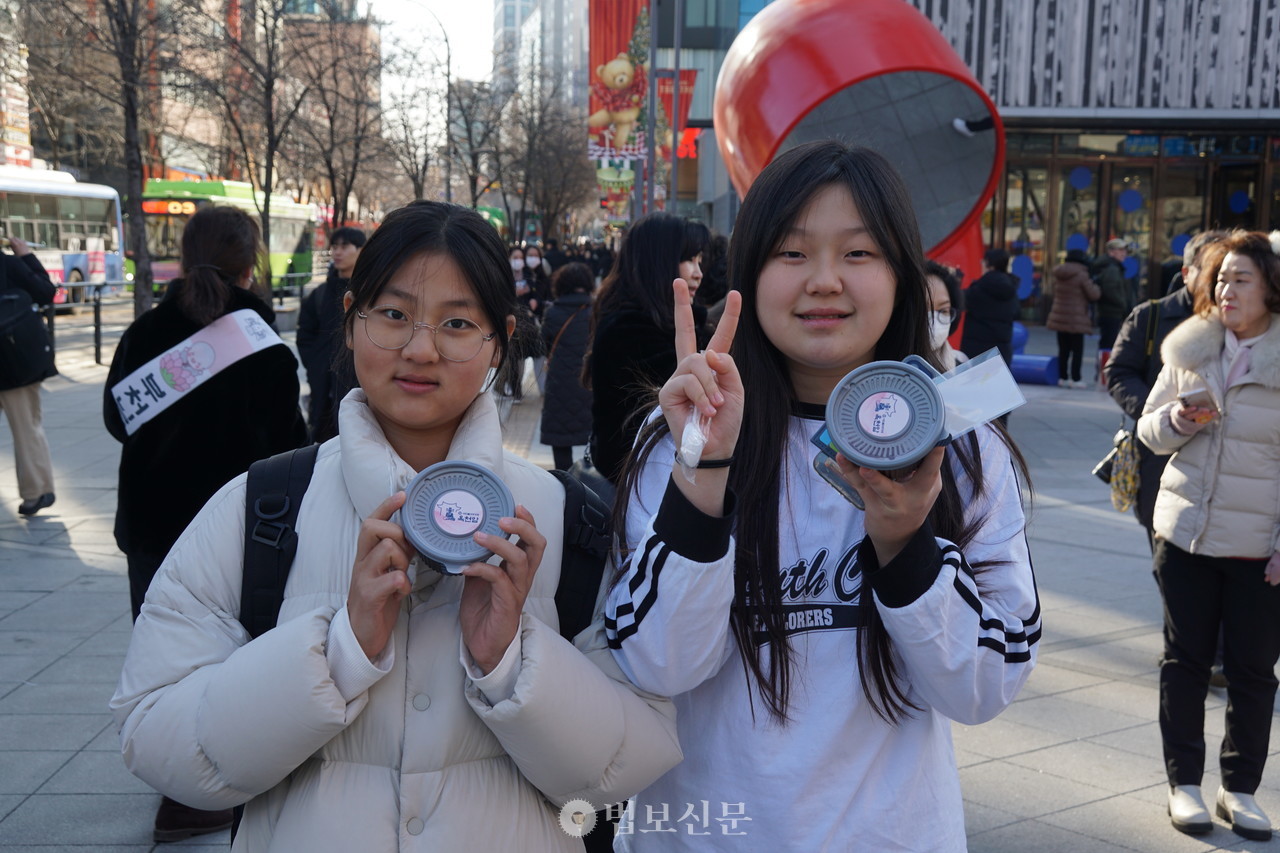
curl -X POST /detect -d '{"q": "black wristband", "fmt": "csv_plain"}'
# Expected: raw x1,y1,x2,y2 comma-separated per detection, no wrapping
675,451,734,469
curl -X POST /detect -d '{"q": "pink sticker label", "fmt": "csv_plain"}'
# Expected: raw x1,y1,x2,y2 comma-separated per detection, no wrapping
857,392,912,439
433,489,485,536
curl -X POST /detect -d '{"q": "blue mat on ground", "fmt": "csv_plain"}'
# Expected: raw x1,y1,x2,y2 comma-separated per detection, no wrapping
1011,353,1059,385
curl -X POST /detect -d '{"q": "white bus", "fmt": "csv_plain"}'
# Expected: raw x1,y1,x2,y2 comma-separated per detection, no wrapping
0,165,126,301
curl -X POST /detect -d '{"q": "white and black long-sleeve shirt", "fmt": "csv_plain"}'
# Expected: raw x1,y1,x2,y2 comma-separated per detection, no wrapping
606,408,1040,852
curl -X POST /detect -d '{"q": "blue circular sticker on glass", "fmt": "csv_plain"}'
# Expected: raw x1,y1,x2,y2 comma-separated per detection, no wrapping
1065,233,1089,252
1123,257,1140,279
1170,233,1190,257
1118,189,1145,213
1068,167,1094,191
1011,254,1035,299
1229,190,1251,214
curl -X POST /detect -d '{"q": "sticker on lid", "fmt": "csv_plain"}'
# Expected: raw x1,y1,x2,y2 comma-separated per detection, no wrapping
433,489,485,536
857,392,912,439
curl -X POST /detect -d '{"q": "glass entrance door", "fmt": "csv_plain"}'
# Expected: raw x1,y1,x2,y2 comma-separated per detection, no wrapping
1211,162,1261,230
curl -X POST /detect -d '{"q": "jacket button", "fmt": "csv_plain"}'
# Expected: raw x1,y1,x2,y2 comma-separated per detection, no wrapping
412,693,431,711
406,817,425,835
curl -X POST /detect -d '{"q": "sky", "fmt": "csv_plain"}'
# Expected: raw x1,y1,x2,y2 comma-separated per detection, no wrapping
368,0,494,82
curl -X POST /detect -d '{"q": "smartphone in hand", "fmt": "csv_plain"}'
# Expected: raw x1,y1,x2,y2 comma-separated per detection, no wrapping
1177,388,1218,424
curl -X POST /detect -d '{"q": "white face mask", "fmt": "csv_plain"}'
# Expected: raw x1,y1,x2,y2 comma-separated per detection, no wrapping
526,256,541,269
510,258,525,271
929,314,952,351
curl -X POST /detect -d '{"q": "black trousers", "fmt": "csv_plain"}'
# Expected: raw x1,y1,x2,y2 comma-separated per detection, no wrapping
1055,332,1084,381
1098,317,1122,352
1154,539,1280,792
127,551,165,622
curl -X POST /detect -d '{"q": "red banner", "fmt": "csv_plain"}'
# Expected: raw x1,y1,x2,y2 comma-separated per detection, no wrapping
657,69,697,135
588,0,649,161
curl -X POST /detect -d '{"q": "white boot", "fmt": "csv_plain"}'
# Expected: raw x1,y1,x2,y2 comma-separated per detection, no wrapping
1217,787,1272,841
1168,785,1211,834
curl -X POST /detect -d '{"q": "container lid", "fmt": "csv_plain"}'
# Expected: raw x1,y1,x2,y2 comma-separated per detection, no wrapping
825,360,948,470
402,461,514,574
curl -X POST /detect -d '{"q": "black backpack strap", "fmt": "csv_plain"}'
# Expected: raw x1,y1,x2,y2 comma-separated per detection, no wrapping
549,469,612,642
239,444,321,640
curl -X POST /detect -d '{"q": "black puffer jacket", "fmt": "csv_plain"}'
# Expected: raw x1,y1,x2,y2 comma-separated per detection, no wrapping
104,283,309,559
538,292,593,447
0,253,58,387
297,267,355,442
960,269,1020,364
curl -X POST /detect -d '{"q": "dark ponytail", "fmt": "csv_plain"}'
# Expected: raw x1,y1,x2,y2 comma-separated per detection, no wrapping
175,206,265,326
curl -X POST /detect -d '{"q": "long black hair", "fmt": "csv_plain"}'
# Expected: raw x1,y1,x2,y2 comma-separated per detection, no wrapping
616,141,1029,723
175,206,266,326
340,201,516,384
582,212,709,389
592,213,709,331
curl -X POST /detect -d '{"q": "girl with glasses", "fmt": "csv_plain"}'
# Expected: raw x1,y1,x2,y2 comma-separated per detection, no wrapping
112,201,680,852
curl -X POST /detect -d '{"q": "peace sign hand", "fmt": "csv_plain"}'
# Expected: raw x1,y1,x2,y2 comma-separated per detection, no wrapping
657,279,744,514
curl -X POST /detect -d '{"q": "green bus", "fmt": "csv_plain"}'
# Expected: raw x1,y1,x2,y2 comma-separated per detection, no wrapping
140,180,318,288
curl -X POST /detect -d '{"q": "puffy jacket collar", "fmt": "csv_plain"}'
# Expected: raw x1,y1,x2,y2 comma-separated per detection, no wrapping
336,389,507,523
1163,312,1280,390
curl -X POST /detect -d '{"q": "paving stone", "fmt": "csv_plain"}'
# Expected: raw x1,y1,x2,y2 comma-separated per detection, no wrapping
0,714,114,751
38,751,153,795
1004,739,1167,795
0,793,157,845
0,680,117,715
960,760,1115,819
966,816,1138,852
0,591,128,633
35,654,127,685
0,751,73,794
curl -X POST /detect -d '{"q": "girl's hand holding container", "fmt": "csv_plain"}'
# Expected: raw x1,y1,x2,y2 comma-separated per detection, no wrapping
834,444,946,565
459,505,546,674
348,491,414,660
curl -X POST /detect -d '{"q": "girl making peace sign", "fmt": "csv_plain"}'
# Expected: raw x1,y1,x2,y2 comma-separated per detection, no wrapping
605,141,1041,851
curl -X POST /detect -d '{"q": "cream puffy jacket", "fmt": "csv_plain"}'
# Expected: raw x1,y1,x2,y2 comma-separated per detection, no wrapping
111,390,681,852
1137,313,1280,558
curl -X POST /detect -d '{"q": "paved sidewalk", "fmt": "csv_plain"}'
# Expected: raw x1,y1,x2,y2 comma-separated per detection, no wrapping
0,313,1276,851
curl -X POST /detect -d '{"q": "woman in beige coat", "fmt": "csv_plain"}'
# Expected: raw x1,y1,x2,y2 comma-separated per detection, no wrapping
1045,248,1100,387
112,202,681,852
1136,231,1280,842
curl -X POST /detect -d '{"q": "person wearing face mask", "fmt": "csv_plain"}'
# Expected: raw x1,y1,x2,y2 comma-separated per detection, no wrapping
923,261,966,370
1045,248,1101,389
505,246,551,404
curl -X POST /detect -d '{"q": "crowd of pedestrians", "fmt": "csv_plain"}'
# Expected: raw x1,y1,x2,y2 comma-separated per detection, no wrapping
5,139,1280,851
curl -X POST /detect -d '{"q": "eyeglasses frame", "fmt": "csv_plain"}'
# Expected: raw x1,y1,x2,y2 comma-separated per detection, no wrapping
356,306,497,362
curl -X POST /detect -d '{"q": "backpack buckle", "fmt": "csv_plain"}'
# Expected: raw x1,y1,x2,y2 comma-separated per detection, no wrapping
251,519,290,548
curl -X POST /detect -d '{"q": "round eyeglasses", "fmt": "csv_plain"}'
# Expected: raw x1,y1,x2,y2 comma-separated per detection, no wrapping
930,308,957,326
356,306,497,362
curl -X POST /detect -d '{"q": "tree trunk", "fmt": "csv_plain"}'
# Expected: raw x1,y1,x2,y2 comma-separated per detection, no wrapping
121,71,153,317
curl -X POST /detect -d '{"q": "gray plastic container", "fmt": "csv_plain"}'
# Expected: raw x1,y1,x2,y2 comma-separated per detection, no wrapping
402,460,515,574
825,357,949,477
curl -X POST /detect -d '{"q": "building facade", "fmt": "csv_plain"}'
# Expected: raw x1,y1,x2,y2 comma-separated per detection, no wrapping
681,0,1280,304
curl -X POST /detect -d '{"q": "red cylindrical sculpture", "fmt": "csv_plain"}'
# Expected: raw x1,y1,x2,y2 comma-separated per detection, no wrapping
714,0,1003,268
